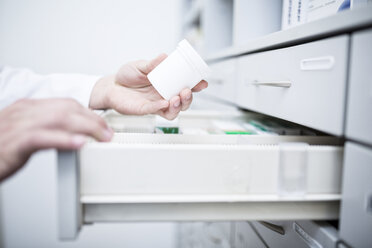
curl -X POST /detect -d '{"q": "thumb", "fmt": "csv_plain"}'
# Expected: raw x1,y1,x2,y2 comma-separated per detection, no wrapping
137,53,167,75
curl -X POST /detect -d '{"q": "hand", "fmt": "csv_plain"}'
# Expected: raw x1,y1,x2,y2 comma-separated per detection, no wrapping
89,54,208,120
0,98,112,181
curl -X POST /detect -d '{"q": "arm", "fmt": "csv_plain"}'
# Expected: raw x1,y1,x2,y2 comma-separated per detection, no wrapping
0,55,207,181
0,54,207,118
0,66,100,109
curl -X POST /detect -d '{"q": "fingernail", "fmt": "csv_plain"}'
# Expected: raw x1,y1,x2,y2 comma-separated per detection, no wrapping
103,129,113,141
72,135,86,147
173,100,180,108
186,94,192,100
108,127,114,134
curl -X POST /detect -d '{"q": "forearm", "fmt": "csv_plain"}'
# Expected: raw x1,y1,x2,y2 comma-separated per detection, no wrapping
0,66,100,109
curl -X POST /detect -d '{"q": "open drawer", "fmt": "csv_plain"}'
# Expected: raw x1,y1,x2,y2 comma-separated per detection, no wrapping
57,111,343,240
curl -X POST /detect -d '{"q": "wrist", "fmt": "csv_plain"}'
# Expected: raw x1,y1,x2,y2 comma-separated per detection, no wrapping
89,75,115,110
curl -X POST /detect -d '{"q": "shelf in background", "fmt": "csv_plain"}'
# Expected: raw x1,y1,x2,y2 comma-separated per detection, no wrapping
183,0,202,27
205,5,372,62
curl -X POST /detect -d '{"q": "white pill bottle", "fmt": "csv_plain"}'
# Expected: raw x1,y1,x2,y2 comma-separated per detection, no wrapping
148,39,211,100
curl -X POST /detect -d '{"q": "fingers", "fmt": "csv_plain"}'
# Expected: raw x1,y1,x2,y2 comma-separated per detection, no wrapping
0,98,114,181
137,53,168,75
21,130,88,156
58,113,112,142
180,88,193,111
62,99,112,141
192,80,208,92
24,99,113,142
36,99,112,142
159,95,182,120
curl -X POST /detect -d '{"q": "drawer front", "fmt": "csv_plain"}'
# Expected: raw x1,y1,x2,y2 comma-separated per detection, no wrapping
346,28,372,146
178,223,205,248
252,221,339,248
234,222,266,248
205,59,237,103
236,35,349,135
340,142,372,248
178,222,232,248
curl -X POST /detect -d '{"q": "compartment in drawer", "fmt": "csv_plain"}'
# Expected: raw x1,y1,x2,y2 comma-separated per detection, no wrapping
104,109,322,136
236,35,349,135
57,110,344,240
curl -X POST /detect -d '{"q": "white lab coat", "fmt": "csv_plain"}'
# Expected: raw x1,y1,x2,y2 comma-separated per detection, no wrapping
0,66,100,110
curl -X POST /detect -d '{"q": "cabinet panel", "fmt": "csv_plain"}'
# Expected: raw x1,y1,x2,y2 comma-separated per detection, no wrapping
178,222,232,248
340,142,372,248
234,222,266,248
236,35,349,135
346,28,372,146
252,221,339,248
205,59,237,103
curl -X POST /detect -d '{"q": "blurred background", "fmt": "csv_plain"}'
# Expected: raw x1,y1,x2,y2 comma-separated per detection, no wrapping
0,0,181,247
1,0,371,247
0,0,181,74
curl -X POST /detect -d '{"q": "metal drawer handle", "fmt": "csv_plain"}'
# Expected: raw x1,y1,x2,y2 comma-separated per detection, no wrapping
300,56,335,71
366,192,372,215
250,80,292,88
258,221,285,235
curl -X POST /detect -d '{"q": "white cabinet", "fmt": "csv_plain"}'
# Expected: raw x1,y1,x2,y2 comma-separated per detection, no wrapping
57,111,344,240
340,142,372,248
251,220,339,248
234,222,266,248
236,35,349,136
205,58,237,103
346,28,372,146
178,222,232,248
202,0,233,55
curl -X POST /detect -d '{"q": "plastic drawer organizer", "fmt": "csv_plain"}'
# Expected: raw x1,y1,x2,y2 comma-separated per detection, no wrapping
57,110,343,240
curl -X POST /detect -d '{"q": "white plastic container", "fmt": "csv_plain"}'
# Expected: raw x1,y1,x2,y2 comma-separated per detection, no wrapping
148,39,211,100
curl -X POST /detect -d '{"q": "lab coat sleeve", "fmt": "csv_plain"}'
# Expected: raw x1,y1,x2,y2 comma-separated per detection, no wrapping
0,66,101,110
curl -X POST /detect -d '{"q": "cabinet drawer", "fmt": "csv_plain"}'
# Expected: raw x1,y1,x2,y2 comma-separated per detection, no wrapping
236,35,349,135
57,111,343,240
251,220,339,248
178,222,232,248
346,28,372,146
340,142,372,248
234,222,266,248
205,59,237,103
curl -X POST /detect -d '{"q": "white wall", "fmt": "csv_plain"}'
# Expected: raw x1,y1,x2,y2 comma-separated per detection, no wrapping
0,0,181,247
0,0,181,75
